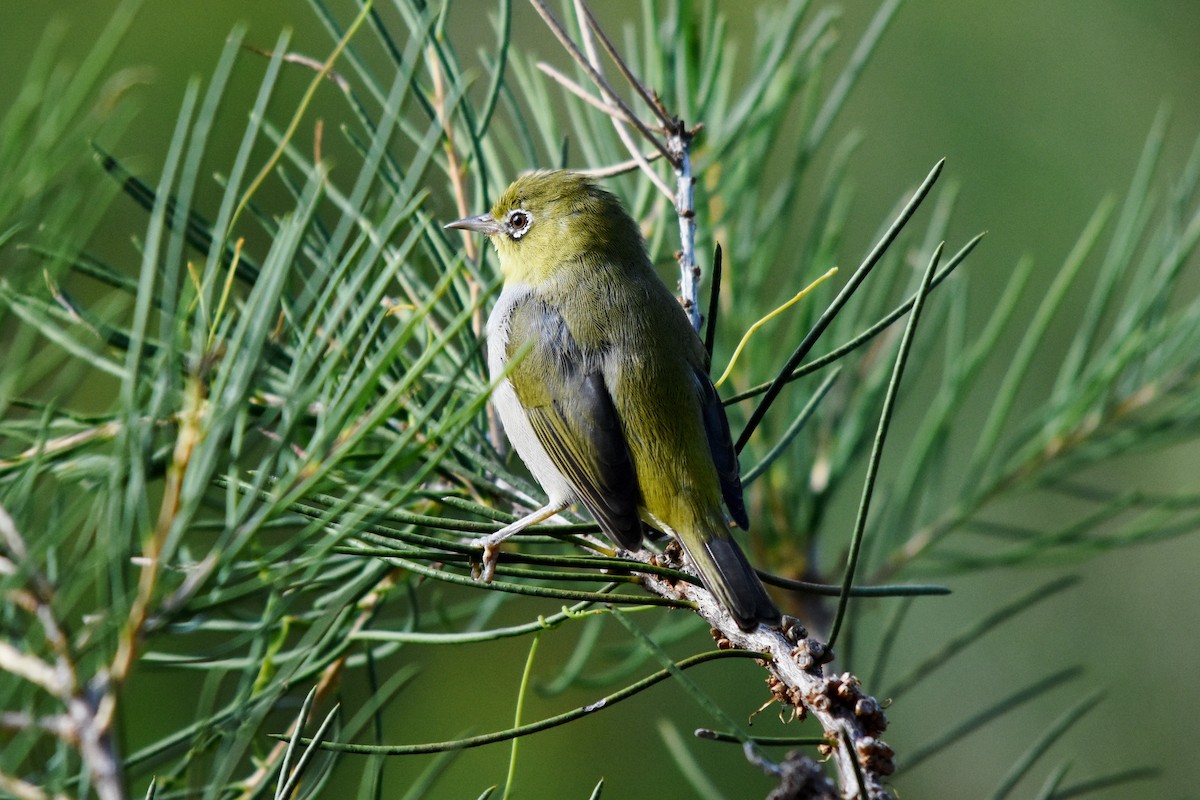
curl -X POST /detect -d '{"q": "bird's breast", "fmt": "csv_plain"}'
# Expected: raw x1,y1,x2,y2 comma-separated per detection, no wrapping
486,283,577,504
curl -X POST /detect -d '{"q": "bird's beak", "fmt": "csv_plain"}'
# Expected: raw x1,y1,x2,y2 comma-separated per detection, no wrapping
445,213,503,236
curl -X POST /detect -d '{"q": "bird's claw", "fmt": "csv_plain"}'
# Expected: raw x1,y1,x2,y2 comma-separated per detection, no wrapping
474,535,501,583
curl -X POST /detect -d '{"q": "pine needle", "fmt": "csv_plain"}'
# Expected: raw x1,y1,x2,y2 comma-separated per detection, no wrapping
714,266,837,388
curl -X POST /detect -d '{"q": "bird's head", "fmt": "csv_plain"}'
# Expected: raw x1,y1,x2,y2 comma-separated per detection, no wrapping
446,170,645,285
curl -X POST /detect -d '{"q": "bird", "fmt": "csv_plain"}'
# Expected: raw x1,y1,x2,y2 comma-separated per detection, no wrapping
446,170,780,631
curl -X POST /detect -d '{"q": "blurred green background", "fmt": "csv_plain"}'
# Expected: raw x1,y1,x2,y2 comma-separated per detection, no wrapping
2,1,1199,797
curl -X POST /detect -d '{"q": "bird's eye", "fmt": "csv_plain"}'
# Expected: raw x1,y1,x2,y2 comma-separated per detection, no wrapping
506,209,533,239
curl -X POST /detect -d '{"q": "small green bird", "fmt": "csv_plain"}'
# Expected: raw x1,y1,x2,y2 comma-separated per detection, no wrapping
447,171,780,631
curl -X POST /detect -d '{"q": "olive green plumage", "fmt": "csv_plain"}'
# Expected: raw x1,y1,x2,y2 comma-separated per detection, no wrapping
447,171,779,631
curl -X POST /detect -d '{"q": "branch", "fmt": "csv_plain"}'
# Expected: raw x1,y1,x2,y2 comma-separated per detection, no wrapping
529,0,704,328
0,504,126,800
633,541,895,798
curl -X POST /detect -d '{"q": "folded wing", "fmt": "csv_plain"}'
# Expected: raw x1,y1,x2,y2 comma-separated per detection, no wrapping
506,296,644,550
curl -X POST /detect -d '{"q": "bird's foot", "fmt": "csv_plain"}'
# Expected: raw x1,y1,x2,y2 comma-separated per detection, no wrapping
473,533,504,583
469,502,568,583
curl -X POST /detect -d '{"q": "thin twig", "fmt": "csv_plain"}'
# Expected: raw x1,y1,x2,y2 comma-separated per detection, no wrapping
672,127,700,330
242,45,353,93
576,150,664,178
433,49,476,263
535,62,632,122
0,642,64,695
578,3,674,128
633,545,895,797
0,505,124,800
0,772,60,800
561,0,699,324
110,372,206,686
0,421,123,473
570,13,676,203
527,0,676,170
0,712,74,739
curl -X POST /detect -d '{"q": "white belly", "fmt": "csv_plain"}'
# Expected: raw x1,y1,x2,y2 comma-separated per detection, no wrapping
487,284,576,505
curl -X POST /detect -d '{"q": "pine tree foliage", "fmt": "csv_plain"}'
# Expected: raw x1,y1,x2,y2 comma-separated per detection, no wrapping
1,1,1198,797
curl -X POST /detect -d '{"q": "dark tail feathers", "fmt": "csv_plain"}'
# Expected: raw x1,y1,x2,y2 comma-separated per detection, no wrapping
689,536,780,631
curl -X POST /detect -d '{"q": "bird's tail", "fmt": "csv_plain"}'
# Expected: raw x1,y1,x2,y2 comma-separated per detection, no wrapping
682,532,780,632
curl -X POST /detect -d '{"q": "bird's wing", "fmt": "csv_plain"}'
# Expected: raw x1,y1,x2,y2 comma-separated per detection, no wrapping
505,296,644,550
695,367,749,530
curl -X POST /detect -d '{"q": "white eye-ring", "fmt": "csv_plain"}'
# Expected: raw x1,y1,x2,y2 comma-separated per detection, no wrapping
506,209,533,239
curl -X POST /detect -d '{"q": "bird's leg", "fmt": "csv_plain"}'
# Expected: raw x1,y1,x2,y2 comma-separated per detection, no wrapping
475,500,570,582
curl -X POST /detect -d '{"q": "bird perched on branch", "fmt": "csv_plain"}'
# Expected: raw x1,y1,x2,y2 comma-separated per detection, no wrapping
447,171,780,631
